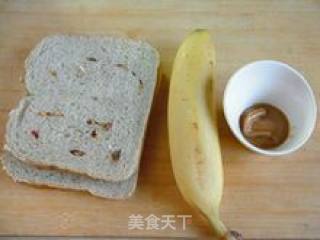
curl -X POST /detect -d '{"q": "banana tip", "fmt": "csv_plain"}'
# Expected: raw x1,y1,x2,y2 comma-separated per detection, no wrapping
225,230,243,240
194,28,207,32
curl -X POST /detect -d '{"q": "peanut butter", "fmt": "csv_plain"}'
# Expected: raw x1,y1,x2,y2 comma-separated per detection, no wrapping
240,103,289,149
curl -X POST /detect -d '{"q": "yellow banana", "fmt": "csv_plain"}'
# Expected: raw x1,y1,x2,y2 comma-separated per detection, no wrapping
168,30,240,239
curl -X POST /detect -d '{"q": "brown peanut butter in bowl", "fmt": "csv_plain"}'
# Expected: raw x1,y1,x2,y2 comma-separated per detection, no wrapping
240,103,290,149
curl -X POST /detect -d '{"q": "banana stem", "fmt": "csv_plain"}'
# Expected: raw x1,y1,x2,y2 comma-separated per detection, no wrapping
207,214,243,240
207,214,228,238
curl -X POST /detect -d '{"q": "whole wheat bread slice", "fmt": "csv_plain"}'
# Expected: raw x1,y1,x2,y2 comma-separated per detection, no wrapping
5,35,159,182
2,151,137,199
5,92,146,181
25,35,159,98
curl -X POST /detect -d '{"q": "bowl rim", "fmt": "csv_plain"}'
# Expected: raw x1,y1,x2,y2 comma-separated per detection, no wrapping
223,60,318,156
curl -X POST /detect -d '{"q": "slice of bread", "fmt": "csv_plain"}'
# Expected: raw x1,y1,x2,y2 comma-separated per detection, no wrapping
25,35,159,98
2,151,137,199
5,91,145,181
5,35,159,182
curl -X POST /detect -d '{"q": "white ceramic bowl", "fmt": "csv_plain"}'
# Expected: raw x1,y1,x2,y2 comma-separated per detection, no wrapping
223,60,317,156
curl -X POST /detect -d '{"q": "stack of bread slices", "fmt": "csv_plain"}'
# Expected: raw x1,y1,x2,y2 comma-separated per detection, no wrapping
2,35,159,199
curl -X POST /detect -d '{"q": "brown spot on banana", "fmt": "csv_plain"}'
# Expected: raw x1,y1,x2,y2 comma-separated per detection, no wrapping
194,144,206,189
192,122,198,130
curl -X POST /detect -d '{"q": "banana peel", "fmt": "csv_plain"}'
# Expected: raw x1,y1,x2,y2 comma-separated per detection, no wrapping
168,29,241,240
